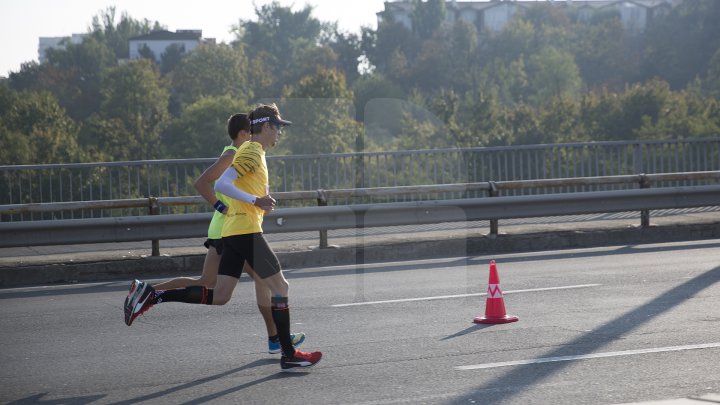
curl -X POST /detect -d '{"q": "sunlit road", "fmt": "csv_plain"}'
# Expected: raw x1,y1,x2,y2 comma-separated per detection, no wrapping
1,239,719,404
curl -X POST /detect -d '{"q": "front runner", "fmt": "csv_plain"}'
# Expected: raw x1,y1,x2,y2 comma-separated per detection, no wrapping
126,103,322,371
124,113,305,355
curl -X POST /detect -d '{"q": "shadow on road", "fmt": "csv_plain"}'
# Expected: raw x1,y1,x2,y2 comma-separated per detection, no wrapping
5,344,309,405
104,358,277,405
6,393,105,405
450,265,720,404
179,372,306,404
441,323,493,341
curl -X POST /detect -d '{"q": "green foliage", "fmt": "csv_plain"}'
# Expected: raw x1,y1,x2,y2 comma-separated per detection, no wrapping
163,95,249,158
643,0,720,88
170,43,251,110
100,59,169,160
411,0,446,40
89,7,162,60
0,86,82,164
280,69,361,154
634,82,720,140
572,17,631,89
352,73,405,122
9,37,115,122
2,1,720,165
362,20,419,78
706,48,720,99
78,115,135,161
280,68,361,155
526,47,583,105
159,44,184,76
237,2,327,96
327,30,363,84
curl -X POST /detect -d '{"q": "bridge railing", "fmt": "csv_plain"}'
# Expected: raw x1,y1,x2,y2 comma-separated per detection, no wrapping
2,138,719,221
1,171,718,254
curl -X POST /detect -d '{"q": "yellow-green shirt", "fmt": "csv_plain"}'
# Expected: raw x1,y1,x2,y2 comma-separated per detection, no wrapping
207,145,238,239
221,141,268,237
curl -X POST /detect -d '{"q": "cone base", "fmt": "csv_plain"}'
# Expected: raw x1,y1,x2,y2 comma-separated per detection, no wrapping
473,315,519,324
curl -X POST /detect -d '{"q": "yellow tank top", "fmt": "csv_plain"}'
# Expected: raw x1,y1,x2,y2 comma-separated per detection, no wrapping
221,141,268,237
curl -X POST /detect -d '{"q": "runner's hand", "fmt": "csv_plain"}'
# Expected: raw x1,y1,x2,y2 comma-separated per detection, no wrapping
254,195,276,212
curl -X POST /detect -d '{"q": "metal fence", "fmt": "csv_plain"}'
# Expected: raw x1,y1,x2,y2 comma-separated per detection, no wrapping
2,138,719,221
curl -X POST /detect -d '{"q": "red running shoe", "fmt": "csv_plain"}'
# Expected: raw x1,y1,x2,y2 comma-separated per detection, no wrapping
124,280,155,326
280,350,322,372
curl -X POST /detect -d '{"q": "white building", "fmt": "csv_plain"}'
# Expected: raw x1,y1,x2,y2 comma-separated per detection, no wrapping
38,34,85,64
128,30,206,63
378,0,682,34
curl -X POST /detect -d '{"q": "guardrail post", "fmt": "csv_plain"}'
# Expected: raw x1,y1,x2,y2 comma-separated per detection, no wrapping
149,197,160,256
639,174,650,228
488,181,499,236
317,189,329,248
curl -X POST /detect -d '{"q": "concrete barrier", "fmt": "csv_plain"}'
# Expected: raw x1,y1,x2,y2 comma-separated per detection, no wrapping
2,219,718,288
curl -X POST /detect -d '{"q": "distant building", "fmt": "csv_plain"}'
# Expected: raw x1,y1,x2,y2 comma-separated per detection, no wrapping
128,30,212,63
38,34,85,64
378,0,682,34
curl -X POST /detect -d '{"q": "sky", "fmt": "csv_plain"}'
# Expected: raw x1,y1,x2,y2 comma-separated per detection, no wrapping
0,0,387,77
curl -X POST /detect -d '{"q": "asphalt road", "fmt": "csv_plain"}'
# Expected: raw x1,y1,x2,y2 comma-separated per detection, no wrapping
1,239,719,404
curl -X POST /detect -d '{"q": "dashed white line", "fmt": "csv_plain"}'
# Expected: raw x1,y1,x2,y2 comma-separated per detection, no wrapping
331,284,601,307
455,342,720,371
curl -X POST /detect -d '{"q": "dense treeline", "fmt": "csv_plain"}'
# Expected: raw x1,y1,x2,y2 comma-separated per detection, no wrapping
1,0,719,165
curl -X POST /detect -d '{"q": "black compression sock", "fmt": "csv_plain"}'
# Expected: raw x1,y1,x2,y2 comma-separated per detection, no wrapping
155,286,213,305
271,296,294,357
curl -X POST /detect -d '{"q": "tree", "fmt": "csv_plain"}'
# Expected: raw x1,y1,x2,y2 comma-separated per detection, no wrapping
9,36,115,122
162,95,249,158
526,47,583,105
89,7,162,60
488,19,534,64
137,44,156,61
285,45,339,89
160,43,184,76
170,43,251,110
352,73,405,122
78,115,135,162
705,48,720,99
327,29,363,85
538,97,585,144
0,87,82,164
478,56,529,105
362,19,419,76
643,0,720,89
572,17,633,90
236,2,328,96
410,20,478,93
498,103,542,146
633,80,720,140
280,68,361,155
100,59,169,160
411,0,446,40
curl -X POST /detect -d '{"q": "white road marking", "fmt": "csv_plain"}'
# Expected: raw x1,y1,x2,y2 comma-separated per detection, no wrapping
331,284,600,307
455,342,720,371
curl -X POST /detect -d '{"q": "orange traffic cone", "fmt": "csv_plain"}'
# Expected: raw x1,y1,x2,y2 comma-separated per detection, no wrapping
473,260,519,324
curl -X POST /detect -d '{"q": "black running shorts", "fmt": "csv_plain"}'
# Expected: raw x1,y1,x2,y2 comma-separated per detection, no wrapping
203,238,224,255
218,233,281,279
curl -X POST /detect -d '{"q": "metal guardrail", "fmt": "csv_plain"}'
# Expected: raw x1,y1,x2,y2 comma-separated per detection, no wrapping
1,171,718,251
3,171,719,215
1,185,719,249
3,138,719,219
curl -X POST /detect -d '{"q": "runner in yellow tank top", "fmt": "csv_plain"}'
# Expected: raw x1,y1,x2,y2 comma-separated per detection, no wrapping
123,113,305,354
213,103,323,371
124,104,321,371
